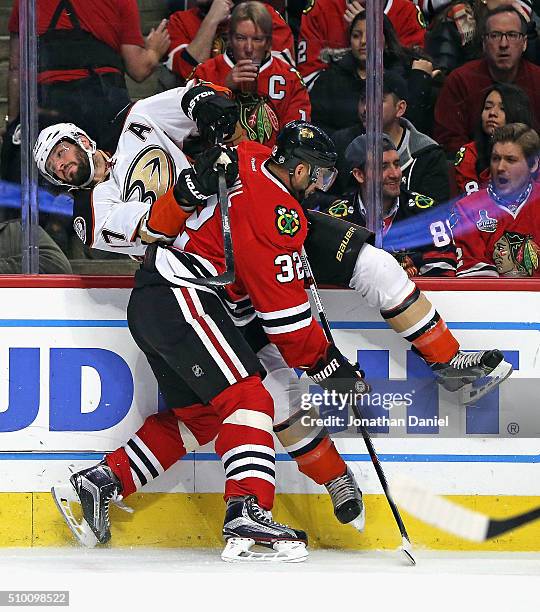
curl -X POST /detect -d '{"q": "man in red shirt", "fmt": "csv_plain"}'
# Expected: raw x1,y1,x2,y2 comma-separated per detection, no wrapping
433,5,540,155
6,0,170,148
453,122,540,277
193,1,310,147
166,0,294,83
297,0,426,89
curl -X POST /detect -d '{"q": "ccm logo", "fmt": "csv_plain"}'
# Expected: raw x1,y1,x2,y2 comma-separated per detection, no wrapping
311,358,340,382
187,90,214,119
336,227,356,261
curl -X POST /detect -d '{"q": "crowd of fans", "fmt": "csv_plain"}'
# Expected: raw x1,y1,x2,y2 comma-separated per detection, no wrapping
2,0,540,278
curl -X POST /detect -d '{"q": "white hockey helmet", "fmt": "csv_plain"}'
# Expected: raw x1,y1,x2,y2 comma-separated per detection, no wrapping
33,123,97,188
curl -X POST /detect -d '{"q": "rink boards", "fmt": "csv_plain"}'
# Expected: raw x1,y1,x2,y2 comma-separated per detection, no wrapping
0,276,539,550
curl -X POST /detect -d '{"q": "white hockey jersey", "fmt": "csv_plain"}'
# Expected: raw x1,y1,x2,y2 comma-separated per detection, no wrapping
72,86,198,257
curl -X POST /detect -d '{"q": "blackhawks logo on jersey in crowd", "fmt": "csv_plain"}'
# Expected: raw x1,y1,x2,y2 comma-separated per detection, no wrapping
493,231,540,277
275,206,300,236
237,94,280,144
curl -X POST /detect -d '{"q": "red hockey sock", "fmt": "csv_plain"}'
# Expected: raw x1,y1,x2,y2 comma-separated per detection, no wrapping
211,376,276,509
293,436,346,485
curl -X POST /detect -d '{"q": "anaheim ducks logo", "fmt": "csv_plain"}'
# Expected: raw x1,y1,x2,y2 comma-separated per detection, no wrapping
123,146,176,205
275,206,301,236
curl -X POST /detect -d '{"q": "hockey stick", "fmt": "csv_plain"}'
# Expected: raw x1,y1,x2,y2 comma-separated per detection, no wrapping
190,160,235,287
390,475,540,541
299,247,416,565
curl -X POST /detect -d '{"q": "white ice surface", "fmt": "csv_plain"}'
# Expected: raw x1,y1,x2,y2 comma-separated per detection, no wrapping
0,548,538,612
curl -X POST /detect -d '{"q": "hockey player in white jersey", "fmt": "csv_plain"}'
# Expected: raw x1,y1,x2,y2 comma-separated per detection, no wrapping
35,83,512,560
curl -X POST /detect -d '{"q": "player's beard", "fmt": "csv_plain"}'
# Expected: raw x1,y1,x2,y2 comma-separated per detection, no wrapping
70,148,92,187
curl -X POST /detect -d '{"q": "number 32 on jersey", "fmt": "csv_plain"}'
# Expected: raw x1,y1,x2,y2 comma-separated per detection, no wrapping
274,252,305,283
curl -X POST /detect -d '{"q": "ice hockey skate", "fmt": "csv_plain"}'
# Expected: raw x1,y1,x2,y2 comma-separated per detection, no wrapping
431,349,513,405
325,466,365,532
51,462,131,548
221,496,308,563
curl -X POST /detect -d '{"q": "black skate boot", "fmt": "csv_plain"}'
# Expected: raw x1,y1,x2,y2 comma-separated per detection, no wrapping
431,349,513,404
222,496,308,562
325,466,365,532
51,462,129,547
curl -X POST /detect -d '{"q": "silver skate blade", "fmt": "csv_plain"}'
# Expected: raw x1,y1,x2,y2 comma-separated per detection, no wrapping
459,360,513,405
221,538,308,563
401,536,416,565
348,505,366,532
51,485,99,548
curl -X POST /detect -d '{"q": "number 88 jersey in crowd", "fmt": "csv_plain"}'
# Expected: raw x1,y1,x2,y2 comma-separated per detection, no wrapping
312,187,457,277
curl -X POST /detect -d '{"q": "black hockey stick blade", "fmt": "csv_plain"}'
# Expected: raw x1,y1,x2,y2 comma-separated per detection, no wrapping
390,475,540,542
187,166,235,287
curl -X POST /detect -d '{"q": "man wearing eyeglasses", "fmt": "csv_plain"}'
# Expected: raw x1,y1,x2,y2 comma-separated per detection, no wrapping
433,4,540,155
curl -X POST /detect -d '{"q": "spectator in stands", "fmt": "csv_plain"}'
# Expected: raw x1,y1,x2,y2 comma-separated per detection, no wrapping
330,71,450,200
453,122,540,277
310,10,436,137
454,82,533,195
433,4,540,155
192,1,310,148
422,1,480,75
4,0,170,158
297,0,426,90
166,0,294,85
0,219,72,274
307,134,456,277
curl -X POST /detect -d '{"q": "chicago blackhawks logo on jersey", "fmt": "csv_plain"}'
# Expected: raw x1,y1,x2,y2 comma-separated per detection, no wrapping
275,206,301,236
493,231,540,277
123,146,176,205
328,200,353,218
455,147,465,166
237,95,280,144
409,193,434,209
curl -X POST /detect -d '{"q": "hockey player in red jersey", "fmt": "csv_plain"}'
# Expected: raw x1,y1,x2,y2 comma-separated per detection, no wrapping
35,84,512,560
453,123,540,277
192,1,310,148
166,0,294,83
297,0,426,88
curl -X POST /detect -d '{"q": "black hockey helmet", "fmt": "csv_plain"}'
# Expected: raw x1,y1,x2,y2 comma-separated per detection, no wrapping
271,120,338,170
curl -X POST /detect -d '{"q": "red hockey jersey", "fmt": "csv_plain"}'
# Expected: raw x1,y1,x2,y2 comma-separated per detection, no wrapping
166,140,329,368
166,5,295,80
193,53,310,147
454,141,489,196
452,182,540,277
298,0,426,87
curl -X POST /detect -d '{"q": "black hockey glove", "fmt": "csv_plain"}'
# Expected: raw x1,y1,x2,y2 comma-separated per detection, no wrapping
173,146,239,211
307,343,370,396
181,85,239,145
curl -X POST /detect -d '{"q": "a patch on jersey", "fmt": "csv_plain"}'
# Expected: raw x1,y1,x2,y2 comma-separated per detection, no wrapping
73,216,86,243
238,95,280,144
409,193,434,209
493,230,540,277
416,5,427,28
289,66,307,88
454,147,465,166
211,34,227,57
123,146,176,205
303,0,316,14
476,209,498,233
275,206,301,237
327,200,353,218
